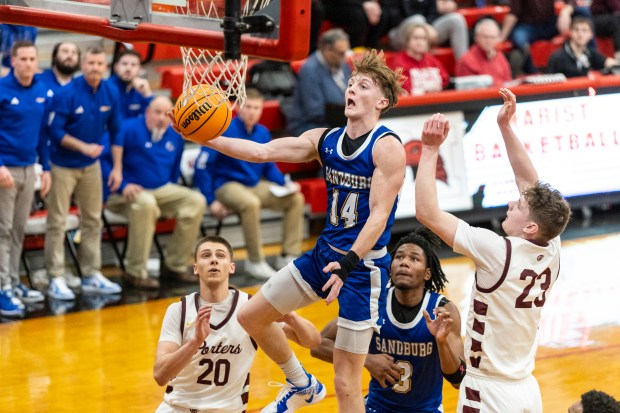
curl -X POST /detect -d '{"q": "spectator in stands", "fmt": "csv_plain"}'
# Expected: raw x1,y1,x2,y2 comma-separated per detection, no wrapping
568,389,620,413
0,24,37,72
456,18,512,86
0,41,49,316
390,23,450,94
286,29,351,136
499,0,587,75
110,49,153,119
45,47,123,301
194,88,305,280
322,0,383,49
100,49,154,202
590,0,620,61
547,17,618,77
36,42,81,96
105,96,205,290
389,0,469,60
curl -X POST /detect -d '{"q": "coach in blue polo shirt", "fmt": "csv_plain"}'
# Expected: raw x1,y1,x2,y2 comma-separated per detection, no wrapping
45,47,123,301
0,41,50,315
105,96,206,290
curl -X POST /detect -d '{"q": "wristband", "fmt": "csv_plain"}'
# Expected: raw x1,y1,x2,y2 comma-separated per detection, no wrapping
332,251,360,283
443,359,466,385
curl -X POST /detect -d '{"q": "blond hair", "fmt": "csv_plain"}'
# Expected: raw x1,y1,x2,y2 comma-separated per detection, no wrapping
351,49,406,114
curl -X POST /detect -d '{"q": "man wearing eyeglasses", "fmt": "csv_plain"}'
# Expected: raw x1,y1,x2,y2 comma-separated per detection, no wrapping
286,28,352,136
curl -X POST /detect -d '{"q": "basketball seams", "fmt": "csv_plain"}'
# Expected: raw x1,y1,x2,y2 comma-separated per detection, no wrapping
174,84,231,143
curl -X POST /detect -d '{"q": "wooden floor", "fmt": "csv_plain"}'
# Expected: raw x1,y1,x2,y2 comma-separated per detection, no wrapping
2,233,620,412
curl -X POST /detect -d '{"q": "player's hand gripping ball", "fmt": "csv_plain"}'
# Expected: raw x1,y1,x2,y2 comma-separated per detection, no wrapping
174,84,232,144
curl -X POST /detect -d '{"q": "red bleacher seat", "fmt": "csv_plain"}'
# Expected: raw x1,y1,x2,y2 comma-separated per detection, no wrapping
258,100,286,133
457,6,510,28
133,43,183,62
298,178,327,215
530,35,565,69
276,160,321,175
597,37,615,58
431,47,457,76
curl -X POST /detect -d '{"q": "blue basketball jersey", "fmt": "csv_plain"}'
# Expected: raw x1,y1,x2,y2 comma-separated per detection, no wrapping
365,288,445,413
319,125,401,251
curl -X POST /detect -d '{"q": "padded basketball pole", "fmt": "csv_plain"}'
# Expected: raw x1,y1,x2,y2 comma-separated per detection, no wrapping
222,0,242,60
222,0,276,60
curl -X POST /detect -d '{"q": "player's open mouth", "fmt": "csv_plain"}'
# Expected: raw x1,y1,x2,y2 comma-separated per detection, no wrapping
347,98,355,107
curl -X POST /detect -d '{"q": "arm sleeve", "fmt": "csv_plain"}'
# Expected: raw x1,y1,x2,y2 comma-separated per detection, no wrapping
590,50,609,70
453,220,508,288
263,162,286,185
107,99,122,146
455,54,477,77
193,148,217,204
170,136,184,184
546,53,561,74
36,97,52,171
297,65,329,125
159,302,183,346
47,91,70,146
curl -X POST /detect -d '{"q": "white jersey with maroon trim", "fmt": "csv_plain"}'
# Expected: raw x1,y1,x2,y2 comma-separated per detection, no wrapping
454,220,561,380
158,288,257,411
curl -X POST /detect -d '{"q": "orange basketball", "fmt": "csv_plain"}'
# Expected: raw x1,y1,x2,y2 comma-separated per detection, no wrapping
174,84,232,144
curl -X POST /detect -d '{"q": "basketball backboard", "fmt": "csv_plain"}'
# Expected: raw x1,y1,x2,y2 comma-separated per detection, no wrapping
0,0,310,61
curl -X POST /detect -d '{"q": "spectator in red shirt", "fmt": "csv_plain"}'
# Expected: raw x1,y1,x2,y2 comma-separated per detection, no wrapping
456,18,512,86
390,23,449,95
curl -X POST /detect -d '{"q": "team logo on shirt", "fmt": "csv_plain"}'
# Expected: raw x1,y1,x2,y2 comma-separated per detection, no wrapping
75,106,84,114
10,97,19,105
324,165,371,189
373,337,434,357
165,142,175,152
199,341,242,355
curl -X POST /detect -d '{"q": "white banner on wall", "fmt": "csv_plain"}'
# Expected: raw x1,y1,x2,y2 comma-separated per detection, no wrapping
464,93,620,208
380,112,472,219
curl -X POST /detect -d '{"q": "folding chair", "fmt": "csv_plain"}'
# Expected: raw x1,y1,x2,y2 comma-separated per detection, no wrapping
21,209,82,287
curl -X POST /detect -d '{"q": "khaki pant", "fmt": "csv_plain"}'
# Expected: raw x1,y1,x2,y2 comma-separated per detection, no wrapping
45,162,102,277
106,184,206,278
216,180,304,262
0,165,35,288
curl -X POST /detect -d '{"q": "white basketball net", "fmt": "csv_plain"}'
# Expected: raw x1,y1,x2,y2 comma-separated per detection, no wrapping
174,0,273,109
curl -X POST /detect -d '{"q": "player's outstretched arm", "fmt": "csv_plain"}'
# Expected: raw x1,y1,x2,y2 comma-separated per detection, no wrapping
415,114,459,248
497,88,538,193
424,302,465,389
153,305,211,386
280,311,322,349
167,109,324,164
205,128,323,164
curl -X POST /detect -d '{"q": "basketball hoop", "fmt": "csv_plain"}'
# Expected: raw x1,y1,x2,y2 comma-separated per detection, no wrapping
0,0,311,108
174,0,275,109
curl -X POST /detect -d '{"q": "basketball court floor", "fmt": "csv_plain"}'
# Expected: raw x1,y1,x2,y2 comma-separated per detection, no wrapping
2,207,620,412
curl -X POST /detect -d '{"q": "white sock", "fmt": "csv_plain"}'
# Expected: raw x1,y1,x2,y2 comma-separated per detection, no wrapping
278,353,309,388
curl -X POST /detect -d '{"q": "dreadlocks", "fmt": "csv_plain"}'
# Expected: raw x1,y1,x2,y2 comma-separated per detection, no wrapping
391,226,448,292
